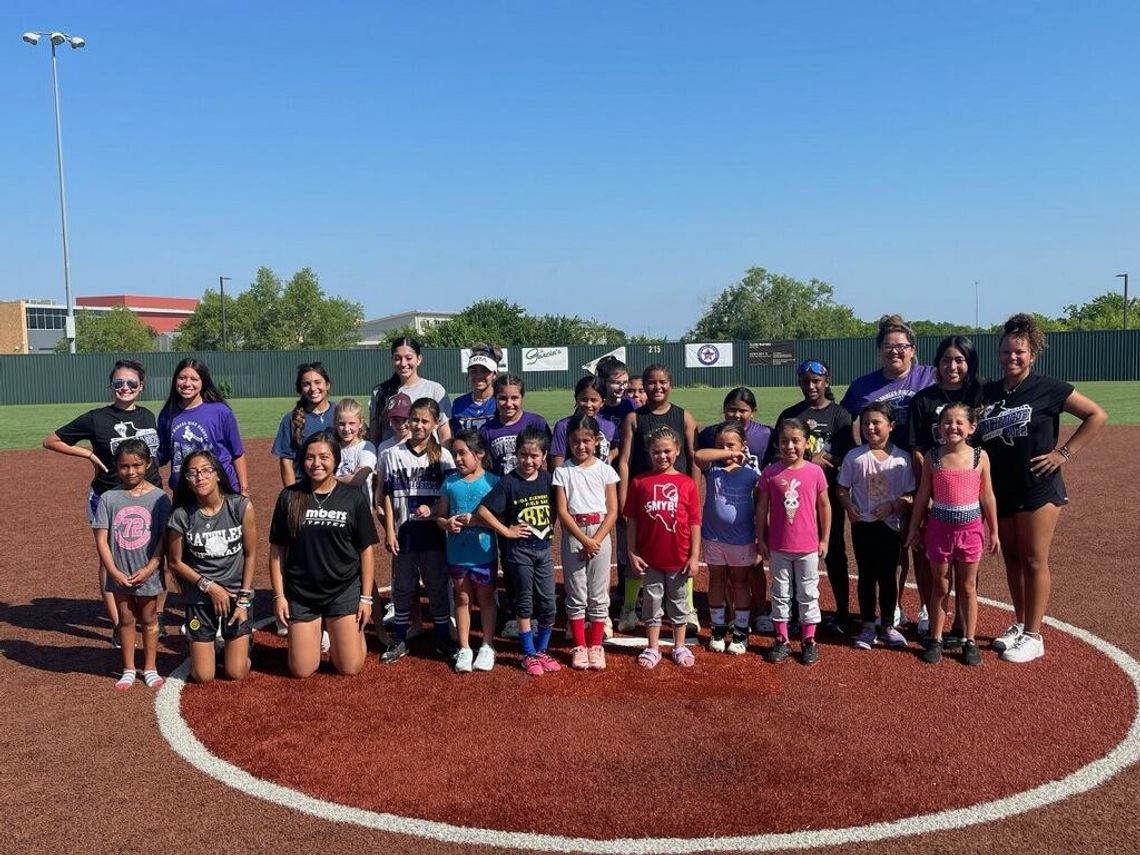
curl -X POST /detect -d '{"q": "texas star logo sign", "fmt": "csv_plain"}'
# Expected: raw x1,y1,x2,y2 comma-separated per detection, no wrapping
698,344,721,366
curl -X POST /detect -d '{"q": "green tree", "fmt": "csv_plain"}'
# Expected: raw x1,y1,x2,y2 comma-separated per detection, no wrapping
908,319,980,337
59,307,157,353
1060,291,1138,330
421,299,538,347
688,267,872,341
278,267,363,348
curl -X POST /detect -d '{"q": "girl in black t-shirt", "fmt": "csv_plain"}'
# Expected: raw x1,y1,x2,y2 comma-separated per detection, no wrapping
270,432,379,678
978,314,1106,664
43,359,162,649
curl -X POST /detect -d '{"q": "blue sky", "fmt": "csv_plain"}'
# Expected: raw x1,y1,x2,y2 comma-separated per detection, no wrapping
4,2,1137,338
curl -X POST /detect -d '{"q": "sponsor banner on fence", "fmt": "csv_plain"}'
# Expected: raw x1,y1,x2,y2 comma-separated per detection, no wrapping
581,346,627,375
684,342,733,368
521,346,568,372
460,348,509,372
747,340,797,366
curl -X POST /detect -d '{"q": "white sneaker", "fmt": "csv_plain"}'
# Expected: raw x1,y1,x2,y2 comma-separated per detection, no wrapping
753,614,774,633
473,644,496,671
602,615,614,640
617,607,639,633
708,631,726,653
1001,632,1044,663
454,647,474,673
382,603,395,625
992,622,1024,652
916,606,930,635
501,619,520,640
894,605,906,628
320,630,331,653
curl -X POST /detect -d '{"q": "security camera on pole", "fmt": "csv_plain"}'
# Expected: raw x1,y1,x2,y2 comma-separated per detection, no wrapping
21,29,86,354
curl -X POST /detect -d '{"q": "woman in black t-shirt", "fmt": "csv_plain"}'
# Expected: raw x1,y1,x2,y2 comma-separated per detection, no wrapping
978,314,1106,664
270,431,379,678
43,359,162,648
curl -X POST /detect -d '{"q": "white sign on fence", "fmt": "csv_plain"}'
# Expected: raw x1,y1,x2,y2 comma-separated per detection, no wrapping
684,342,734,368
521,346,568,372
581,346,627,375
460,348,509,372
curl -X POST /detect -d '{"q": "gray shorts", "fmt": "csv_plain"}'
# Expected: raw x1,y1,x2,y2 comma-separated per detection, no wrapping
642,567,689,627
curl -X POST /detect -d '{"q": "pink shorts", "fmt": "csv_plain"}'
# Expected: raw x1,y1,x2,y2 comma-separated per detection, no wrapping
703,539,758,568
925,517,985,565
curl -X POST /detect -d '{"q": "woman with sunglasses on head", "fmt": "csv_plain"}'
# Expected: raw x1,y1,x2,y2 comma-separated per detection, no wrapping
771,360,855,634
44,360,163,647
368,336,453,446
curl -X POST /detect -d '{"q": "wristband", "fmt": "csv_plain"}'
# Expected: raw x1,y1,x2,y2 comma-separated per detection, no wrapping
359,596,374,605
198,577,213,594
1056,445,1072,462
238,588,255,599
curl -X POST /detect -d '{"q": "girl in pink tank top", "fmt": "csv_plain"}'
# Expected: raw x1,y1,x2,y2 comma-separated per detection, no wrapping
906,402,999,665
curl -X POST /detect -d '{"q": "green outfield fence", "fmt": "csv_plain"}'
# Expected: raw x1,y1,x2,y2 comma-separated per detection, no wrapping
4,330,1139,406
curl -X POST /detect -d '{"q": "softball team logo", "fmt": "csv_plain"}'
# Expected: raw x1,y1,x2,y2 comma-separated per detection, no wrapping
698,344,721,365
112,505,152,550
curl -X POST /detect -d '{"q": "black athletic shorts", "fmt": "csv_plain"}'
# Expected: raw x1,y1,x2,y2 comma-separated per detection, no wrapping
288,584,359,623
185,598,253,643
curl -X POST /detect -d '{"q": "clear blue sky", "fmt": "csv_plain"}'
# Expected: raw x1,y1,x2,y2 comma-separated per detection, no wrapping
4,2,1137,338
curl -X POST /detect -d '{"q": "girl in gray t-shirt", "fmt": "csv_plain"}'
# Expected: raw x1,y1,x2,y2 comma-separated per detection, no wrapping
92,438,172,692
167,449,257,683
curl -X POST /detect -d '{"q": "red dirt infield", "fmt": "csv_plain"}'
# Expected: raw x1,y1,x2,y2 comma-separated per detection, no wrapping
3,429,1140,854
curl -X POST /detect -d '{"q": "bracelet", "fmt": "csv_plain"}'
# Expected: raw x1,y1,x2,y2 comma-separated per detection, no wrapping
236,599,251,610
1056,445,1072,462
273,592,285,600
359,596,374,604
239,588,255,599
198,577,213,594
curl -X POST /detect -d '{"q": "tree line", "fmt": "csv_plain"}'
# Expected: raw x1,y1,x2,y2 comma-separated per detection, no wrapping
60,265,1136,352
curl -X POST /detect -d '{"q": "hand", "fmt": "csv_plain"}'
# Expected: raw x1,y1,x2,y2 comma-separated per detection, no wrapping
228,604,248,627
414,504,433,519
685,556,700,578
357,600,372,631
988,535,1001,556
126,565,155,586
629,553,648,576
872,502,893,521
444,515,464,534
815,453,834,471
88,454,109,474
904,529,920,550
505,523,530,539
577,537,601,557
818,540,829,559
274,595,290,626
845,506,859,522
385,533,400,555
1030,450,1066,477
109,568,131,588
756,539,769,560
456,513,472,526
207,583,231,617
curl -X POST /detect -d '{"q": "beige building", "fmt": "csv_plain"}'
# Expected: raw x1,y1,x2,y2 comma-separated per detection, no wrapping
357,310,456,347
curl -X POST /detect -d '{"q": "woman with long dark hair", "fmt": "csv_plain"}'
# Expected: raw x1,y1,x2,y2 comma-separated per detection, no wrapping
368,336,452,445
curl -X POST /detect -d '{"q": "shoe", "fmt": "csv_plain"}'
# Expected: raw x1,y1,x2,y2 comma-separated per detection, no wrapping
671,646,695,667
962,640,982,666
943,628,965,651
535,651,562,672
501,619,520,640
709,626,727,653
916,606,930,635
767,638,791,663
821,615,847,636
111,625,122,649
1001,632,1044,663
435,637,460,660
801,638,819,665
992,622,1024,652
454,647,474,672
686,615,701,639
380,640,407,664
473,644,496,671
570,646,590,670
753,614,775,633
617,607,639,633
275,617,289,637
382,603,396,625
727,627,748,655
320,629,331,653
587,645,606,670
883,627,907,648
894,605,906,627
923,639,943,664
522,654,544,676
602,615,614,640
854,626,877,650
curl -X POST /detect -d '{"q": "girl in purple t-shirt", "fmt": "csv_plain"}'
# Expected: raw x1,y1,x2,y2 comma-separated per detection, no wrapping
757,418,831,666
477,374,552,477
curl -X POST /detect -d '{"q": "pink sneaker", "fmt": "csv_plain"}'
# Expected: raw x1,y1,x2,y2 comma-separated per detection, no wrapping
587,645,607,671
535,651,562,672
570,646,590,670
522,655,544,676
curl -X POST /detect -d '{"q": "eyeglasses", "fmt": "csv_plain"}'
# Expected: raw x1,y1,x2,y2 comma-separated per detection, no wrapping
880,344,913,354
798,360,828,376
185,466,217,480
111,378,140,390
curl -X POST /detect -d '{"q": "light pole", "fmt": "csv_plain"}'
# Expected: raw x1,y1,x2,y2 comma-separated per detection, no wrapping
1117,273,1130,331
22,30,85,354
218,276,231,349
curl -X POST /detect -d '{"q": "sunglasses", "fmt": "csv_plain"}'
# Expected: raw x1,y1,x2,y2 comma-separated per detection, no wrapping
111,378,140,390
881,344,913,354
297,361,324,372
798,360,828,376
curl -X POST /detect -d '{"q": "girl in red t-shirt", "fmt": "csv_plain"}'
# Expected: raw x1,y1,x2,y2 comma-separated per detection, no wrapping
623,425,702,668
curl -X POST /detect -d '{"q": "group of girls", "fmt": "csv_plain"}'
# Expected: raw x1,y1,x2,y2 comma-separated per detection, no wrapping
48,310,1107,687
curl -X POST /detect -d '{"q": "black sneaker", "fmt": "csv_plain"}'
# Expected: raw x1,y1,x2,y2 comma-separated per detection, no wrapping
962,639,982,666
380,640,408,664
943,627,965,650
435,638,459,660
800,638,819,665
821,615,848,636
767,638,791,664
922,639,943,664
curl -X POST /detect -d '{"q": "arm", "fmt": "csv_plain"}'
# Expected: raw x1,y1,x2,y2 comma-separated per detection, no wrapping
905,458,934,548
357,543,375,629
278,457,296,488
755,488,770,559
42,431,109,475
94,529,130,587
233,455,250,496
232,503,258,623
128,515,168,585
596,481,619,542
625,515,647,576
694,445,743,470
816,483,831,558
617,411,636,509
686,522,702,577
553,485,592,552
474,504,529,539
269,543,290,625
683,411,700,481
382,492,399,554
338,463,374,488
978,451,1000,555
550,454,566,470
1031,389,1109,476
836,485,859,522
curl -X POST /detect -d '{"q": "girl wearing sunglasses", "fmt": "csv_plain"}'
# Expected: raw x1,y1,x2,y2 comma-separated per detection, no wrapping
43,359,163,648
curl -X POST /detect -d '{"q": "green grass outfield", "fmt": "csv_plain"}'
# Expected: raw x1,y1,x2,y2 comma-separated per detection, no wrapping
7,381,1137,452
